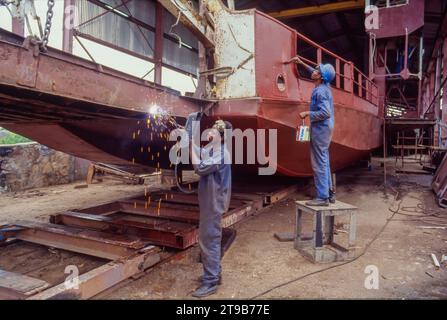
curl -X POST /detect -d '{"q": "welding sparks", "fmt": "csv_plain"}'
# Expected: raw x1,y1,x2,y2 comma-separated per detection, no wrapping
148,104,161,115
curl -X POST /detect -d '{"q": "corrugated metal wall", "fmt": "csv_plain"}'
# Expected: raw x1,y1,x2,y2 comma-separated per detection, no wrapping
76,0,198,75
163,8,198,75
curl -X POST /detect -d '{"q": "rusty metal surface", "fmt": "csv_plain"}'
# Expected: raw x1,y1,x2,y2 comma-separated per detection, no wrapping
0,182,297,299
45,183,294,250
53,211,198,249
0,221,145,260
0,8,383,177
0,29,201,116
48,192,255,249
29,246,161,300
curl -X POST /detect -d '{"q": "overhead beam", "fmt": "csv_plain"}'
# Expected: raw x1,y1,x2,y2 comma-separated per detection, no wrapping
158,0,214,48
268,0,365,19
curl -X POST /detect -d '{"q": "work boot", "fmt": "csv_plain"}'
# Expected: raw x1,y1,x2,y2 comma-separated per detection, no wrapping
192,283,218,298
329,190,336,204
305,198,329,207
197,274,222,285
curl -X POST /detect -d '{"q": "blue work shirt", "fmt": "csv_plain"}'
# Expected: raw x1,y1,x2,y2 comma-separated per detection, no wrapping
194,144,232,215
306,65,334,129
309,83,334,130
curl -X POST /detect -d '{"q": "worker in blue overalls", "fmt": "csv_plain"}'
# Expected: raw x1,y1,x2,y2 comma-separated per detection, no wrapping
189,119,232,297
290,56,336,206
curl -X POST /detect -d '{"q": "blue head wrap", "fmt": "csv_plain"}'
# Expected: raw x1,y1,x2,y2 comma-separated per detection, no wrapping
318,63,336,84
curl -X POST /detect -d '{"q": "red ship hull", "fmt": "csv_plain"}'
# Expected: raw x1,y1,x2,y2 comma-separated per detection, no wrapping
0,8,382,177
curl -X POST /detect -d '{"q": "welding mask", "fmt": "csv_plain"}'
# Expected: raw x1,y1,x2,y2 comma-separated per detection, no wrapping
184,112,203,142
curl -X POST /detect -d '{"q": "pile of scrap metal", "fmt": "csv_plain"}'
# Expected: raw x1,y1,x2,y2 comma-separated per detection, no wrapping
432,153,447,207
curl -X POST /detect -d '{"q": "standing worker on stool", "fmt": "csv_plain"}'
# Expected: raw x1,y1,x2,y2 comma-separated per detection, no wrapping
189,119,232,298
288,56,336,206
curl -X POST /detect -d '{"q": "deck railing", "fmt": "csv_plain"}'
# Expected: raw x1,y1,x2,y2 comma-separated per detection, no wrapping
295,32,379,107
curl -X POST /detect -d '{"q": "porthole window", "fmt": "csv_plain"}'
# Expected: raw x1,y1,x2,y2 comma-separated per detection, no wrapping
277,74,286,92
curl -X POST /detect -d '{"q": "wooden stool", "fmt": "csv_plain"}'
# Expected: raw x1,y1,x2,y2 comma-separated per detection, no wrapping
294,200,358,263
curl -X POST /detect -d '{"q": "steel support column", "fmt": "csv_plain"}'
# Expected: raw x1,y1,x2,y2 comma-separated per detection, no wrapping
63,0,74,53
435,47,442,120
154,1,164,85
11,18,24,37
194,0,208,98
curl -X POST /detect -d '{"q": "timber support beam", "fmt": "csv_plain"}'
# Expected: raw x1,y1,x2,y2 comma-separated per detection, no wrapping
268,0,365,19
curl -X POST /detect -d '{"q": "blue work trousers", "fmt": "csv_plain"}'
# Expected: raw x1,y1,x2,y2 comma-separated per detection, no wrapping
198,209,222,286
310,124,333,200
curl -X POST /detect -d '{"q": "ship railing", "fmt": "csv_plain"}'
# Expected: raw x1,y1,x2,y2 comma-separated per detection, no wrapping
295,32,379,107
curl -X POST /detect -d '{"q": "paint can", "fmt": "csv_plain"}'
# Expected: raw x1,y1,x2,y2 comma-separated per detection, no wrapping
296,120,310,142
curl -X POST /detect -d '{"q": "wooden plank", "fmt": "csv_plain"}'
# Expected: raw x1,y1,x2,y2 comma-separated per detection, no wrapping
431,253,441,269
0,270,49,299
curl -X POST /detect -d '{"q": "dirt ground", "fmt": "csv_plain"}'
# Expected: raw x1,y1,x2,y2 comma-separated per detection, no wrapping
0,160,446,299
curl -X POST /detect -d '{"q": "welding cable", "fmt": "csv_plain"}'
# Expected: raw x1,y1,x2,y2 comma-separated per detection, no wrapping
170,0,195,49
169,11,184,49
250,189,403,300
174,148,197,194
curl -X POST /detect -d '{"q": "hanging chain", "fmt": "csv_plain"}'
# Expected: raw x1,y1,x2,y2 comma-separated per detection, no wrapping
0,0,13,6
39,0,55,52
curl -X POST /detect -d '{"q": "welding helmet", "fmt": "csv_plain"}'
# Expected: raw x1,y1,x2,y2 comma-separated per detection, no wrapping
212,119,226,134
318,63,336,84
